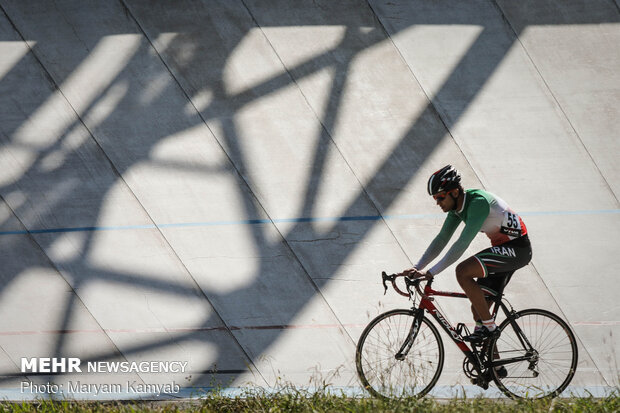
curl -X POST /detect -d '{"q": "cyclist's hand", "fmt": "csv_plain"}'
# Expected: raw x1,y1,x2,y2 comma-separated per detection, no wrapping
401,268,422,278
416,270,433,280
402,268,431,280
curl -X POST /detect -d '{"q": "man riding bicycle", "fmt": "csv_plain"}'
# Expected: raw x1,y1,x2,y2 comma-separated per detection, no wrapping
403,165,532,342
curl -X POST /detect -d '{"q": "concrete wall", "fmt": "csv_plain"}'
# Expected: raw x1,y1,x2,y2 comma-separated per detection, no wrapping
0,0,617,399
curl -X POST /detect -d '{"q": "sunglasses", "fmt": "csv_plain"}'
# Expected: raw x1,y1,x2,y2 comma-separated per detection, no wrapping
433,192,447,201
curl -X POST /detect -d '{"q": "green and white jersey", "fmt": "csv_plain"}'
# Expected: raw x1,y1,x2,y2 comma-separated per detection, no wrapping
416,189,528,276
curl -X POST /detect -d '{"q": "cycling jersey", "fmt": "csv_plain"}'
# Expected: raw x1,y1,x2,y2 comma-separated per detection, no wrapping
416,189,528,276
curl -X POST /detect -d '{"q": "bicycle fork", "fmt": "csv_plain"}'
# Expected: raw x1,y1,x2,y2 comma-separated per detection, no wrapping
395,309,424,361
394,309,490,389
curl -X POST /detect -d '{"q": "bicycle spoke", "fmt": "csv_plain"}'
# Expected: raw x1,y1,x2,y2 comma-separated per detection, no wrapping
356,310,444,398
491,309,577,399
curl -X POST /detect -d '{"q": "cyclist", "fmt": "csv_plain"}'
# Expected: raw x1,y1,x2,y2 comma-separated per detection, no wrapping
403,165,532,342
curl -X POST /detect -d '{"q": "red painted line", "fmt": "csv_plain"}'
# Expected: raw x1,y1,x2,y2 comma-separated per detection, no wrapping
573,321,620,326
0,329,103,336
0,324,368,336
230,324,366,330
1,320,614,337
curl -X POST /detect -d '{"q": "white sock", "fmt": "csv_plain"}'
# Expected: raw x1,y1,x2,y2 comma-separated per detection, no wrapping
482,319,496,331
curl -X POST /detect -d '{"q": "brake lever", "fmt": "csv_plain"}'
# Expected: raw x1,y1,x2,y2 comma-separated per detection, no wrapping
381,271,389,295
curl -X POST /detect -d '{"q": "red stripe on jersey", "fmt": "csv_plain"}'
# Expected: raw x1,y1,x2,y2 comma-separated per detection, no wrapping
490,233,511,247
519,216,528,236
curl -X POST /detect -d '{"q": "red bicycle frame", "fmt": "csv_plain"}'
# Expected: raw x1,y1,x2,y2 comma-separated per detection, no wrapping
420,283,476,352
384,272,501,355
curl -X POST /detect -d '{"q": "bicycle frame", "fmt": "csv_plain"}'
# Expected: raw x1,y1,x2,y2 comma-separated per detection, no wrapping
418,280,479,353
408,279,488,375
362,272,577,397
404,276,536,378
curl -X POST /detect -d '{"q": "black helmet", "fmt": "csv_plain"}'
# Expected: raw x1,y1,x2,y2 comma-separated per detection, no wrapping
427,165,461,195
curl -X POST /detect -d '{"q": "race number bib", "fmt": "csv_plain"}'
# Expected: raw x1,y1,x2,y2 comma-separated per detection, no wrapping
501,211,522,237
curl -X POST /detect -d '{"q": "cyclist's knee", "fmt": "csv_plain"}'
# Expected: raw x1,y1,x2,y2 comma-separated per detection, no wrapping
456,257,484,281
455,270,470,286
455,263,474,282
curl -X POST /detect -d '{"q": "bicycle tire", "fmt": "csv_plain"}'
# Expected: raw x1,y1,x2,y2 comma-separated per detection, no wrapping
356,309,444,398
489,308,578,399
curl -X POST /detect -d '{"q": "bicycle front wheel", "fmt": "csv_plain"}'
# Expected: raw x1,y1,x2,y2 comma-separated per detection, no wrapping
490,308,578,399
356,309,444,398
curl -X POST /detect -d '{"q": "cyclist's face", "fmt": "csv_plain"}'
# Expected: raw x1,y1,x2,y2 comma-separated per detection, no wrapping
433,190,455,212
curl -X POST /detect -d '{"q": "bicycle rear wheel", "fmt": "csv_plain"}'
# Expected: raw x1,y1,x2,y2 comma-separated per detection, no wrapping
489,308,578,399
356,309,444,398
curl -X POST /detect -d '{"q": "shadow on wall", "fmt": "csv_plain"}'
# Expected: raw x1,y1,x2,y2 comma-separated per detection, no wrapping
0,0,616,391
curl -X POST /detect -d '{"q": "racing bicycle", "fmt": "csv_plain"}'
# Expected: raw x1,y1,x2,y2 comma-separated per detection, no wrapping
355,272,578,399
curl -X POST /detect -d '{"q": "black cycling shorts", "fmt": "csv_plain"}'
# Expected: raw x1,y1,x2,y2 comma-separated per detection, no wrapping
473,235,532,296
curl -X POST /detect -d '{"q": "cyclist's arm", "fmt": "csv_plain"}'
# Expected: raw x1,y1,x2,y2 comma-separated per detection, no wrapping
427,198,490,276
415,213,460,270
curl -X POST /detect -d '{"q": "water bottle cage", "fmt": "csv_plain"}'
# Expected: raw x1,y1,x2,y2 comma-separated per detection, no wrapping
456,322,470,338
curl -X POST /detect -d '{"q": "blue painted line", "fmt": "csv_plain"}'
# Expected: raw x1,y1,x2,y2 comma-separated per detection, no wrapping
383,213,443,220
0,224,158,236
0,230,30,235
29,224,158,234
521,209,620,217
1,209,618,236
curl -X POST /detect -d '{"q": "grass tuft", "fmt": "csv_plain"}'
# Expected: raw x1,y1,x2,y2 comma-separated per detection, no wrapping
0,393,617,413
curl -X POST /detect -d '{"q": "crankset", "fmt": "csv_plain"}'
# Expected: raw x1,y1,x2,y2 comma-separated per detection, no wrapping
462,357,490,389
462,357,478,379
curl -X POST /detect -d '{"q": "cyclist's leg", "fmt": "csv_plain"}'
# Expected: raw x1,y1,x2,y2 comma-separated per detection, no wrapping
455,257,492,321
476,272,512,301
469,275,506,321
461,236,532,341
475,272,512,330
473,236,532,290
476,273,514,377
469,298,495,328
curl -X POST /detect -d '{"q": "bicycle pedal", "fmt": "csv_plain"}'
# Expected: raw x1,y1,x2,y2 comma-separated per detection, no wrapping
471,377,489,390
463,327,500,344
496,366,508,379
